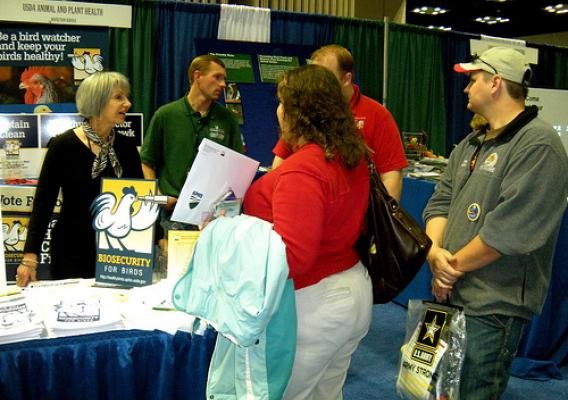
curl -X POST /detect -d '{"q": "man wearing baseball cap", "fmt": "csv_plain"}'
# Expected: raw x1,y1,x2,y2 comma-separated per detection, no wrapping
423,46,568,399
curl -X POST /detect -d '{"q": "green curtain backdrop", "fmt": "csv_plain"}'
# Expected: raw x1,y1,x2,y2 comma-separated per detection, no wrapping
554,50,568,90
109,0,156,121
94,0,568,153
333,18,384,103
387,24,447,155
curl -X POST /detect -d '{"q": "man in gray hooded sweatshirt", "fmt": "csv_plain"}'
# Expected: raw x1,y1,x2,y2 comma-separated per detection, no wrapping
424,47,568,399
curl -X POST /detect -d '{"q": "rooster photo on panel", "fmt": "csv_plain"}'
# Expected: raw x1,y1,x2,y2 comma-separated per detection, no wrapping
0,66,75,105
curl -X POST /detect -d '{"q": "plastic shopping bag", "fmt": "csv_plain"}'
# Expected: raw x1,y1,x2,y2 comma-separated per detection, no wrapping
396,300,466,400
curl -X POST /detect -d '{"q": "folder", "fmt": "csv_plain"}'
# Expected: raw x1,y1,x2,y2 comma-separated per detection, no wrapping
171,139,259,226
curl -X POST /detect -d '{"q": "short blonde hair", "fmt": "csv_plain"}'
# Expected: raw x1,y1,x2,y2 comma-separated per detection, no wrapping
188,54,226,85
76,71,130,119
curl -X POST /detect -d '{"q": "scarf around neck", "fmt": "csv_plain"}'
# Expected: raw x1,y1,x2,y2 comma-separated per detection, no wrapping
82,120,123,179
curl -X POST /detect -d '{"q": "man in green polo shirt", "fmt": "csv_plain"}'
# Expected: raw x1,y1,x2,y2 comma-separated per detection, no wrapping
140,54,243,234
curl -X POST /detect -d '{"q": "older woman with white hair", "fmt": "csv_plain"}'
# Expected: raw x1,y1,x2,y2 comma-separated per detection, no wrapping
16,71,143,286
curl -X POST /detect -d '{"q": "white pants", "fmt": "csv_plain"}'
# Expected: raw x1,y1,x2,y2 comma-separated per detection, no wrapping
283,262,373,400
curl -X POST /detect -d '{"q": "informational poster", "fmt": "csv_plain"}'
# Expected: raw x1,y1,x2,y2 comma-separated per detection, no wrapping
0,184,60,281
226,103,244,125
39,113,144,147
224,82,243,125
211,53,255,83
166,230,200,281
0,26,108,106
0,0,132,29
92,178,159,287
0,114,42,181
0,206,5,290
526,87,568,155
257,55,299,83
0,112,143,181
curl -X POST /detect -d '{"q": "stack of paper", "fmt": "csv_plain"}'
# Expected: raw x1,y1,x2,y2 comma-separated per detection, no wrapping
0,294,45,344
45,295,124,338
21,279,126,338
167,230,200,281
121,279,196,334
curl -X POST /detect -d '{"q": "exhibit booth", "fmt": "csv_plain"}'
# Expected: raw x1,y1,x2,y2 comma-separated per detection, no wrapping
1,0,567,397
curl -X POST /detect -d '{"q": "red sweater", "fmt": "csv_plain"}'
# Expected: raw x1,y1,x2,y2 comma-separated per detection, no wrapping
244,144,369,290
273,84,408,173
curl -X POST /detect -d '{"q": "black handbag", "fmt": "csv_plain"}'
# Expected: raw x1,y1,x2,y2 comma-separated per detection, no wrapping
356,159,432,304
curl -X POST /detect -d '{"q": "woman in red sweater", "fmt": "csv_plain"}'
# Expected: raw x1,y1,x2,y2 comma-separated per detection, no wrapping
244,64,372,399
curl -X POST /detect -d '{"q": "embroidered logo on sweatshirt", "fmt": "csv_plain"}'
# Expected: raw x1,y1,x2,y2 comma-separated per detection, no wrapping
480,152,498,173
209,125,225,140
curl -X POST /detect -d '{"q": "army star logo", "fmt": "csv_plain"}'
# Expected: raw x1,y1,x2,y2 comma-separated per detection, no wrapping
422,315,441,344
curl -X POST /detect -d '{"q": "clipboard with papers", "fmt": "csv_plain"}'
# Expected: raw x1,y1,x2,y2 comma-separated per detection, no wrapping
171,138,260,226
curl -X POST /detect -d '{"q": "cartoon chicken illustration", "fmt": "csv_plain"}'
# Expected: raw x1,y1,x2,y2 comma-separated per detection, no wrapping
90,186,160,251
70,52,104,74
2,220,27,252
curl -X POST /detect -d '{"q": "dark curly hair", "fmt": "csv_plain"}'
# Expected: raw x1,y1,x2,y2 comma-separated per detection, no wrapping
277,64,367,169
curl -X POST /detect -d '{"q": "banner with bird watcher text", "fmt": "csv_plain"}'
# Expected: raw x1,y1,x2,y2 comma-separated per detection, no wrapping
0,26,108,112
92,178,160,287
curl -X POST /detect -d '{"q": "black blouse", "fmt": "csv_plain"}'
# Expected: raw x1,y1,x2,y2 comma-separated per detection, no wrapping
24,129,143,278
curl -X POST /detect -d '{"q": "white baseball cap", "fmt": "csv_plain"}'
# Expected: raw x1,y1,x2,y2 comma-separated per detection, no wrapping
454,47,532,85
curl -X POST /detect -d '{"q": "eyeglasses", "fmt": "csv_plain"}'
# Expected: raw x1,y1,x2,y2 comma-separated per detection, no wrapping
472,54,499,75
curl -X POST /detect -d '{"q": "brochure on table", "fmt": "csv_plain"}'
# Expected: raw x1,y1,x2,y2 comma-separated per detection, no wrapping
172,138,260,226
167,230,200,281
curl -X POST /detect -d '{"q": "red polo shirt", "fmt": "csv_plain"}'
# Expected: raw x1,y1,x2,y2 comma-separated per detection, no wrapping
244,143,369,290
273,84,408,173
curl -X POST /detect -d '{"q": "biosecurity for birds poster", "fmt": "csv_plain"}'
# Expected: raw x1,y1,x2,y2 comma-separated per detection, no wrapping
91,178,160,287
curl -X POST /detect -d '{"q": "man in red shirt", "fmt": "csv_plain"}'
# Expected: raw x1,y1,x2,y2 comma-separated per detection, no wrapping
272,44,408,200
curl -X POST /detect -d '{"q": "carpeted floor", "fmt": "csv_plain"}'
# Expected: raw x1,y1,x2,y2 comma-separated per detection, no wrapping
344,302,568,399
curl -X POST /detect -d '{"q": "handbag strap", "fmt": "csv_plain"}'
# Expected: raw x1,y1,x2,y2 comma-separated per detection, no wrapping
364,152,391,199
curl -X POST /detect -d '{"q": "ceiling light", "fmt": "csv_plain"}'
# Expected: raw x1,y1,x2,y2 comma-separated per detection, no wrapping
412,6,448,15
427,25,452,31
545,4,568,13
475,15,511,24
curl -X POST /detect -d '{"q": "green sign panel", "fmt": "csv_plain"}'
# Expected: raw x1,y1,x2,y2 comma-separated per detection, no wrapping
210,53,255,83
257,55,300,83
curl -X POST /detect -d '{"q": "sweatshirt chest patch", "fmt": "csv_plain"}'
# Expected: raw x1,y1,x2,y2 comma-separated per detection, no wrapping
466,203,481,222
209,125,225,140
479,152,498,173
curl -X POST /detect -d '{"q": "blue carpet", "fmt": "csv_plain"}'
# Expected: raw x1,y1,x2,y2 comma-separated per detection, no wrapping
344,302,568,399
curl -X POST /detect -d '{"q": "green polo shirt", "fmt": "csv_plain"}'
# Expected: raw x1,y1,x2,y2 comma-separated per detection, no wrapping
140,95,243,197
